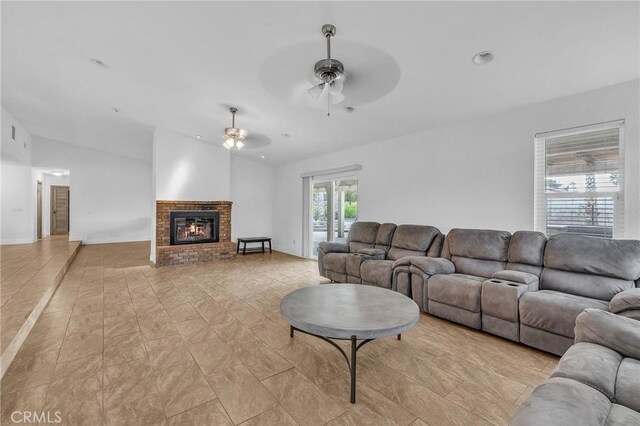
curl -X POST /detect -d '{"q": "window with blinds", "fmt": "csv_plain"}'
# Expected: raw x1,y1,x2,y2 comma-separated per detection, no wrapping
534,121,624,239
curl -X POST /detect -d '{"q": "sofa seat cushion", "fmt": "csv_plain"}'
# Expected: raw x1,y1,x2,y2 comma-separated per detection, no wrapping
324,253,347,274
360,260,394,289
606,404,640,426
550,342,622,400
428,273,485,312
510,377,611,426
616,358,640,412
520,290,609,338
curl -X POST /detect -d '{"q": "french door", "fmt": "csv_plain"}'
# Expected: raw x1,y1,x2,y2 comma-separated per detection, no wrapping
310,178,358,258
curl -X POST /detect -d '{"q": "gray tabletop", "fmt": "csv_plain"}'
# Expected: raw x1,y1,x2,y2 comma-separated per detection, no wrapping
280,284,420,339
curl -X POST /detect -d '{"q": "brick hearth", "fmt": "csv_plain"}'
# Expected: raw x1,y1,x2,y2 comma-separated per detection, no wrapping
155,200,236,267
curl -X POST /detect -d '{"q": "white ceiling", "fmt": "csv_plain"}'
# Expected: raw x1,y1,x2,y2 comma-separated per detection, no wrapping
2,1,638,164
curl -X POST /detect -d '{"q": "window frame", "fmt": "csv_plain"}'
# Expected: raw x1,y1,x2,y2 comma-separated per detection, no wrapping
534,119,625,239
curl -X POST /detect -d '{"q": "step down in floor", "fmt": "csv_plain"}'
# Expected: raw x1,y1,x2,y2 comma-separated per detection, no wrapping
0,239,82,378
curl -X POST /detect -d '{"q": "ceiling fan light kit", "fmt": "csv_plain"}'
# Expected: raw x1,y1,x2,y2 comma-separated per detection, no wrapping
222,107,247,150
308,24,347,116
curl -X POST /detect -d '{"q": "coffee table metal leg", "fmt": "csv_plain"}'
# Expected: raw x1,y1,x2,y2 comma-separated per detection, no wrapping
288,326,373,403
350,336,357,403
397,334,401,341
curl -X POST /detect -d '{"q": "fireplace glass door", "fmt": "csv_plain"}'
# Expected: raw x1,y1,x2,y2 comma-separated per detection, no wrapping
170,211,219,245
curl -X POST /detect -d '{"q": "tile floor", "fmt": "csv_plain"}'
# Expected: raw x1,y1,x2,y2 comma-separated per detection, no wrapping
0,242,558,425
1,236,81,365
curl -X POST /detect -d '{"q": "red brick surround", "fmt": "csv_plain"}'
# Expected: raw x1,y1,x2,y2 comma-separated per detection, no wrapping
155,201,236,267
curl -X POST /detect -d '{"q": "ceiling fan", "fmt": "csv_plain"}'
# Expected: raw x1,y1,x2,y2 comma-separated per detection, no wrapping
307,24,346,115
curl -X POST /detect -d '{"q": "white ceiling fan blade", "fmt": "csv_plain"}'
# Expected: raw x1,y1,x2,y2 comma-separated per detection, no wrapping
329,79,344,94
307,83,324,99
331,91,345,104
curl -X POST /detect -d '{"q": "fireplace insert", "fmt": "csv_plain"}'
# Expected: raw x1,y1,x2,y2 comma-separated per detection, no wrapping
170,211,219,245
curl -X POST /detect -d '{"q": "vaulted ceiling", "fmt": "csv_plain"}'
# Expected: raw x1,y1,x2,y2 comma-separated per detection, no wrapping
2,1,638,164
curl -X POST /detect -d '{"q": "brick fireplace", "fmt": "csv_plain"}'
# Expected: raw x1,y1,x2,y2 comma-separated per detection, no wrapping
155,200,236,267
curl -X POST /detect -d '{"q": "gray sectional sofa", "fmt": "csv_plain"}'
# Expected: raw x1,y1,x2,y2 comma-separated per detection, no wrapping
511,308,640,425
317,222,442,295
319,222,640,356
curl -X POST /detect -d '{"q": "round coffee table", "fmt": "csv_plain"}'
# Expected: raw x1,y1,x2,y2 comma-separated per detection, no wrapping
280,284,419,403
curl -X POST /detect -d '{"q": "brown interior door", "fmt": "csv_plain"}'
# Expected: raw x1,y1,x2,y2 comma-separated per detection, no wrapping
51,186,70,235
37,181,43,239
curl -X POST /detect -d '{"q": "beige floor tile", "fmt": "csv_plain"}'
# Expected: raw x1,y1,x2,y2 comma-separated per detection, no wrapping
447,381,519,425
262,368,344,426
276,339,346,386
207,362,277,424
250,319,293,350
104,331,147,366
105,394,167,426
167,399,233,426
380,348,461,397
430,354,527,403
58,328,103,363
103,358,158,411
145,335,193,373
231,340,293,380
166,303,201,323
239,404,297,426
153,359,216,417
230,303,267,327
1,350,58,394
320,376,416,425
137,310,179,341
0,384,48,425
104,314,140,338
189,336,236,375
175,317,218,343
383,375,490,426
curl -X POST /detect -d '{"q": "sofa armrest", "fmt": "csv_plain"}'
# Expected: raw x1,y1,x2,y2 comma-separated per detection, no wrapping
392,256,423,268
492,270,538,285
575,308,640,359
318,242,349,254
357,248,386,259
410,257,455,275
609,288,640,317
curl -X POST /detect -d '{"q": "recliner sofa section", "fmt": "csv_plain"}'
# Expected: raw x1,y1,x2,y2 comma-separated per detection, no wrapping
511,309,640,425
409,228,545,329
360,224,443,294
518,234,640,355
318,221,396,283
318,222,443,295
407,228,640,356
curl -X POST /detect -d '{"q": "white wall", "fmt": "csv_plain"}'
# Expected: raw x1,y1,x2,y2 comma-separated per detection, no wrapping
1,108,35,244
32,136,152,244
230,155,273,241
153,128,230,201
41,174,71,237
273,80,640,256
151,128,231,262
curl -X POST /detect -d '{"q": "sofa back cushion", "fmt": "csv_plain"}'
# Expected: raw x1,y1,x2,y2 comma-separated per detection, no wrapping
506,231,547,276
387,225,441,261
446,228,511,278
373,223,397,254
347,222,380,252
541,234,640,301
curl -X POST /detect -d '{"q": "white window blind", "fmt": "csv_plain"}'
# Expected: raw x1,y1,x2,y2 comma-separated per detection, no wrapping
534,121,624,239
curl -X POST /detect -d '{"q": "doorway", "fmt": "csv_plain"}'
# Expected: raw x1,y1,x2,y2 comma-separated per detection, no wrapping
311,178,358,257
50,185,70,235
37,181,43,239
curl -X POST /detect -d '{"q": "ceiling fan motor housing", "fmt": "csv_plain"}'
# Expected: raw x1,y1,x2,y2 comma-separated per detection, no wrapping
314,58,344,83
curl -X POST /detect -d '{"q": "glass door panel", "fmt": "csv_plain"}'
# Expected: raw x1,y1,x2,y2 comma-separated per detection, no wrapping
310,178,358,258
